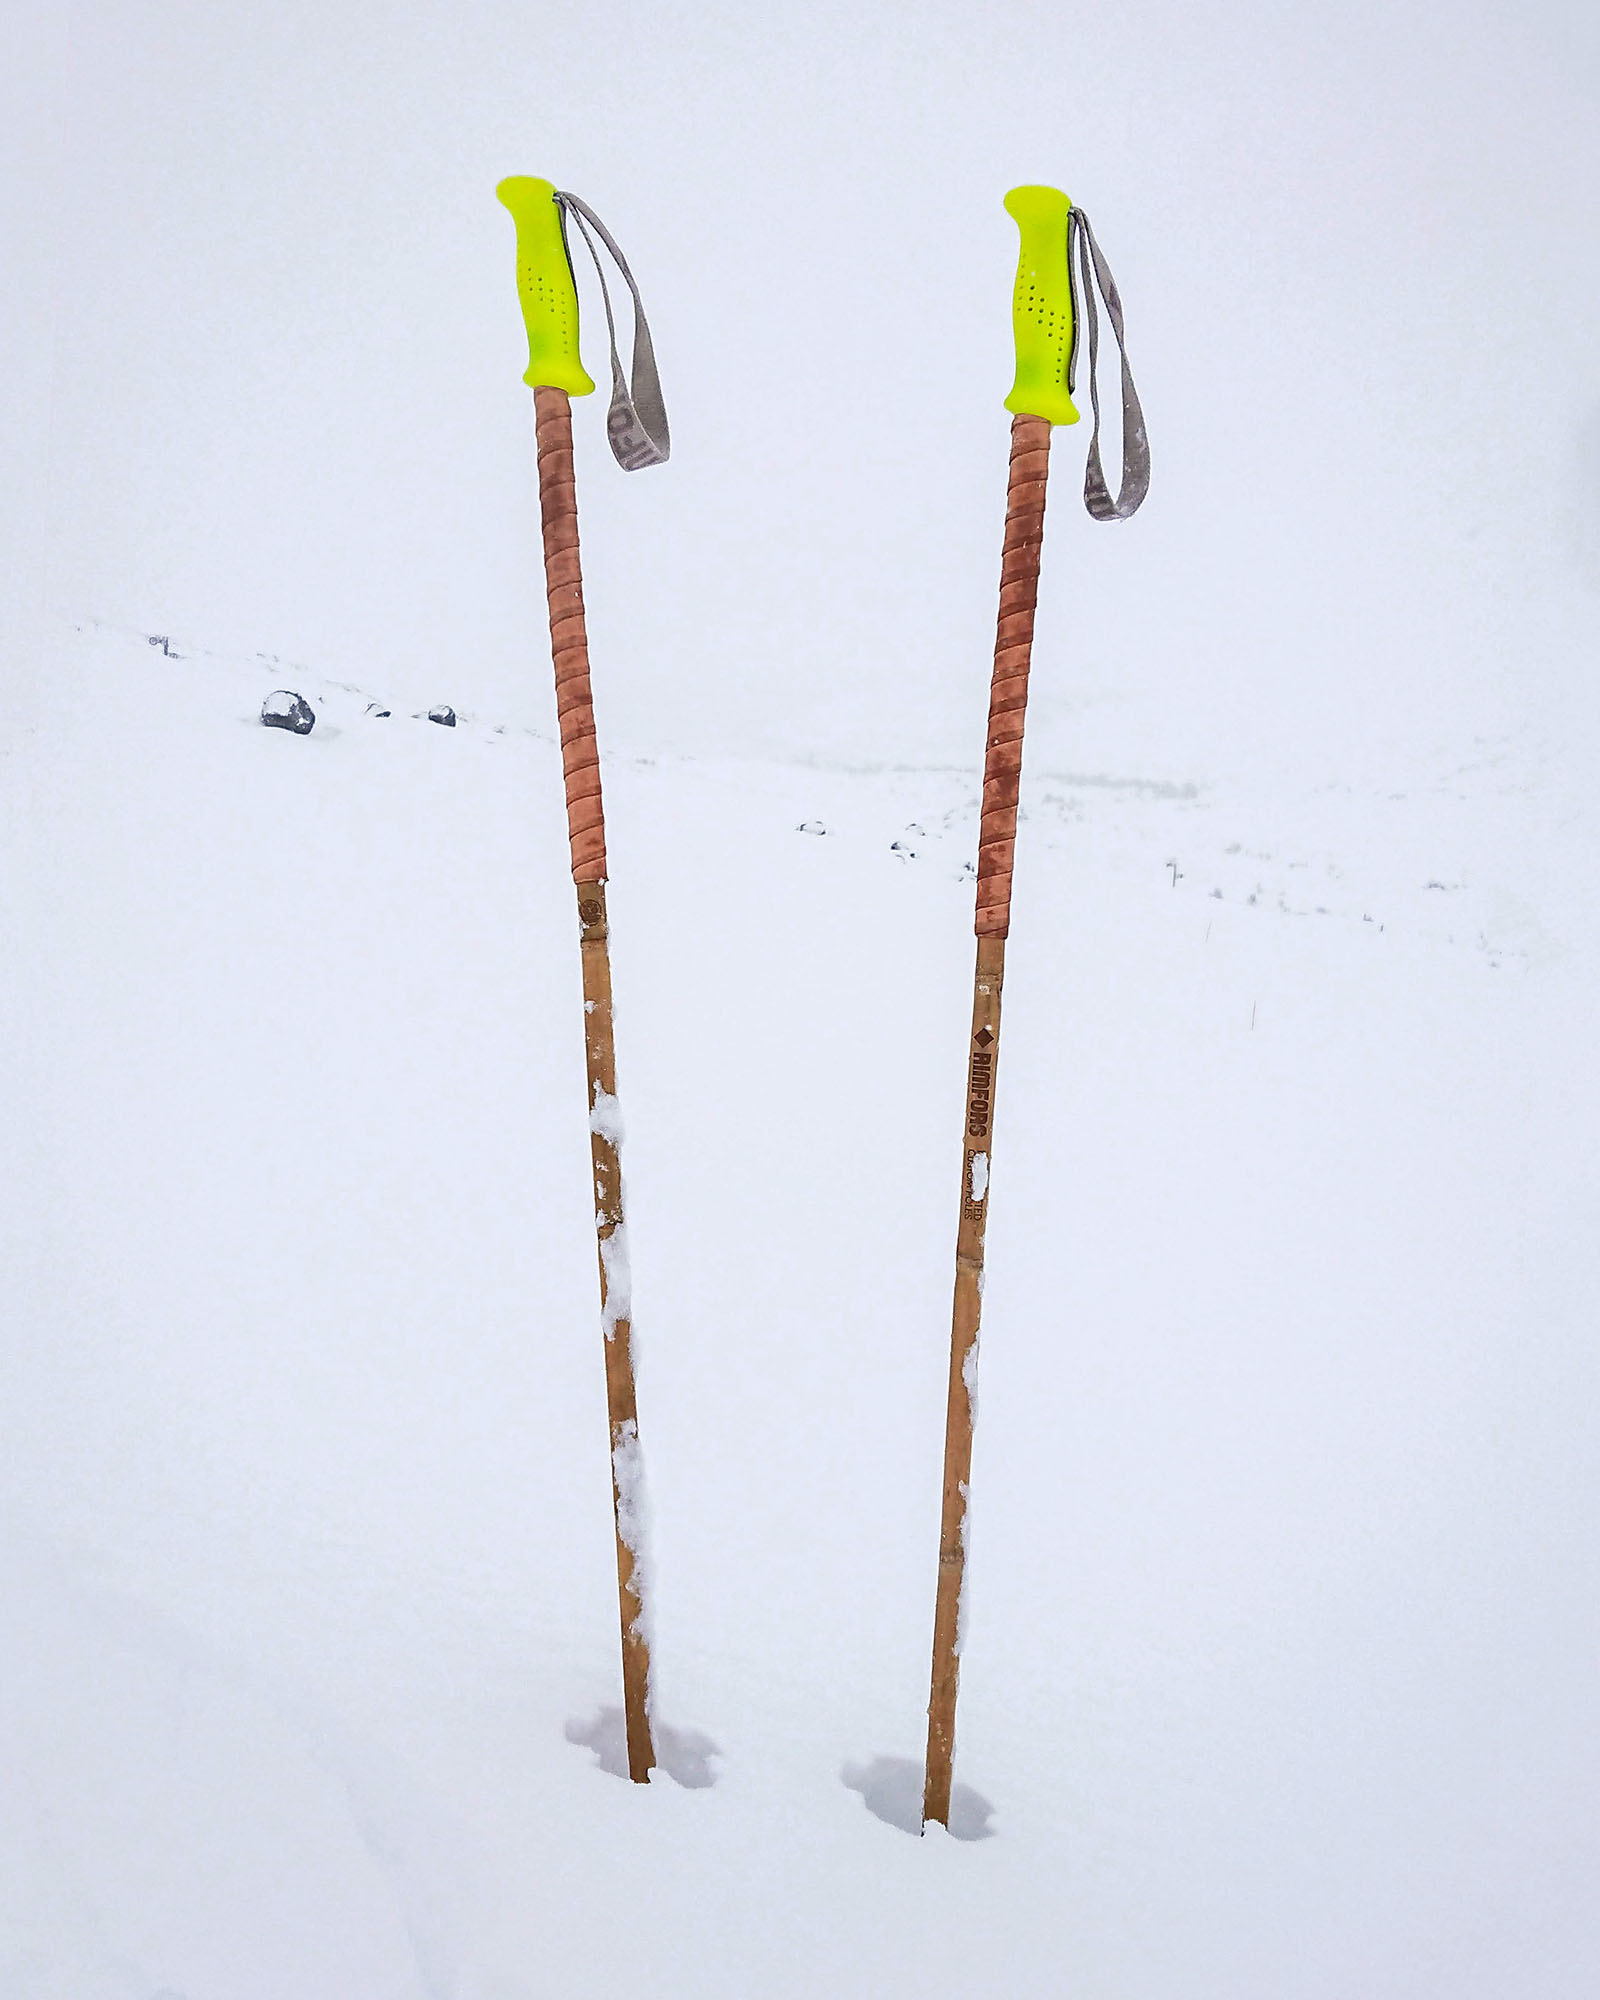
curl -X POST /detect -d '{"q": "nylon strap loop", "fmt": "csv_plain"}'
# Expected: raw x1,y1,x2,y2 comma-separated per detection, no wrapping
555,191,671,471
1067,208,1149,521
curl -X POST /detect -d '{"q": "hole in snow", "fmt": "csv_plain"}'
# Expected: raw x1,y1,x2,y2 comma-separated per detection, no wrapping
564,1706,720,1789
841,1755,994,1840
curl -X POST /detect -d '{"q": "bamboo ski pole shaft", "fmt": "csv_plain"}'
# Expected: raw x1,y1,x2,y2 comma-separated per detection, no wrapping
535,384,655,1785
923,411,1052,1829
923,186,1080,1830
499,176,661,1785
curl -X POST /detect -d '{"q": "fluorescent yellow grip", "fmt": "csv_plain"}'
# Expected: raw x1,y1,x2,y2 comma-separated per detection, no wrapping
496,176,595,396
1003,185,1080,427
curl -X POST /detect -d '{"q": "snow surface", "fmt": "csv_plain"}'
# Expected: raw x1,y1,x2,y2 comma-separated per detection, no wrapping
3,618,1598,1997
8,1,1600,1986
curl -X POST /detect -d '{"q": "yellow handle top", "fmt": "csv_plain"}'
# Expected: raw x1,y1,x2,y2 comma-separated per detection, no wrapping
1003,185,1080,427
496,176,595,396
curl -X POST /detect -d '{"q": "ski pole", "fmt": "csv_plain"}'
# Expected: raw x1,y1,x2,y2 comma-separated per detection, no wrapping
922,186,1149,1830
497,175,670,1786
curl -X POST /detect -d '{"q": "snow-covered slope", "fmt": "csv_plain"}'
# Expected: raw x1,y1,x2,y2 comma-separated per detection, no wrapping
3,619,1597,1998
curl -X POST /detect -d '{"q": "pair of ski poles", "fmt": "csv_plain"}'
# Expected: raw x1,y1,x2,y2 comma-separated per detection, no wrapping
495,176,1148,1826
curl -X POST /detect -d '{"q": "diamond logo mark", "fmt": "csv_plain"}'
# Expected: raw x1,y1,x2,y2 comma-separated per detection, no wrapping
974,1026,995,1048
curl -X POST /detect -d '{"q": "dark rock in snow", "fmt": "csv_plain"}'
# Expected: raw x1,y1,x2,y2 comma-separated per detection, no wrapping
428,705,457,727
261,690,315,735
366,702,391,718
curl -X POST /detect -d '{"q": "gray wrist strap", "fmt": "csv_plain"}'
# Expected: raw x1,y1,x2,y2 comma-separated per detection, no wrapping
555,191,671,471
1066,207,1149,521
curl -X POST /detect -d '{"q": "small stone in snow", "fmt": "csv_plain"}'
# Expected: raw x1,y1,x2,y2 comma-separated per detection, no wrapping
428,705,457,727
797,820,827,836
366,702,391,718
261,690,315,735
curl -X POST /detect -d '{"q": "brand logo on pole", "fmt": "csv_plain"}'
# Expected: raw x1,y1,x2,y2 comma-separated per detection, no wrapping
967,1048,994,1137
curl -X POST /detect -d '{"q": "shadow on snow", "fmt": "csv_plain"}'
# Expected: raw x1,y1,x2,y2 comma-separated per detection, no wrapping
841,1755,995,1840
564,1706,720,1789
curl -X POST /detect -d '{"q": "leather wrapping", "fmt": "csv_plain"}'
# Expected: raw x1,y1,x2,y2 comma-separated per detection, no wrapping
975,414,1051,938
534,385,608,882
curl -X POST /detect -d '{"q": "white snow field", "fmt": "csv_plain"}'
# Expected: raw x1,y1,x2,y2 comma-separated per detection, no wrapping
3,612,1597,1998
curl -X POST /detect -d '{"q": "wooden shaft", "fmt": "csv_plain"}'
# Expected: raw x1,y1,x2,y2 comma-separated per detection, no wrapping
923,935,1005,1827
577,882,655,1784
533,387,654,1783
975,414,1052,939
535,385,608,882
924,414,1053,1827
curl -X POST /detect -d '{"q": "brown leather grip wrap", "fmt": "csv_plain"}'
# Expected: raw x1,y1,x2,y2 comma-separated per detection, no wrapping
534,384,607,883
975,414,1052,939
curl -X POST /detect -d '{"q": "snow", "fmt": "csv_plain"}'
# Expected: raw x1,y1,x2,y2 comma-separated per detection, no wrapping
967,1150,989,1204
6,5,1600,1983
961,1336,980,1429
598,1222,633,1343
589,1085,626,1147
953,1481,974,1660
610,1418,654,1653
3,617,1597,1997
